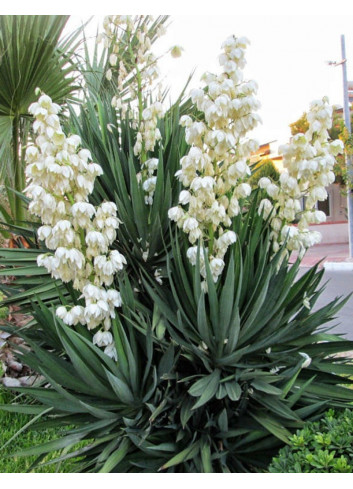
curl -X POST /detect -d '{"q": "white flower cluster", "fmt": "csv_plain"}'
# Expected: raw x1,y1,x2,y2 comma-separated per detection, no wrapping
100,15,165,109
100,15,166,206
135,101,164,205
168,35,261,282
25,92,127,360
134,100,164,153
258,97,344,254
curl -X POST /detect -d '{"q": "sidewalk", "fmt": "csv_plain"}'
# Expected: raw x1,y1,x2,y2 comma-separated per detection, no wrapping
292,242,353,269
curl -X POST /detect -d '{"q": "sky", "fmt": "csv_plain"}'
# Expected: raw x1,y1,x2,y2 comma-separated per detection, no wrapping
6,0,353,152
151,14,353,147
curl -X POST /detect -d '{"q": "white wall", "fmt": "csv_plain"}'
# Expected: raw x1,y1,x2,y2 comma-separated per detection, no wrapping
310,222,348,244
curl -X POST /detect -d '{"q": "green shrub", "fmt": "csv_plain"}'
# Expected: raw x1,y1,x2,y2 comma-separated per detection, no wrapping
250,159,280,185
268,408,353,473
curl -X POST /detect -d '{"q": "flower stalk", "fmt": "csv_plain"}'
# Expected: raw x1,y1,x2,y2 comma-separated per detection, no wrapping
25,92,127,359
169,36,344,284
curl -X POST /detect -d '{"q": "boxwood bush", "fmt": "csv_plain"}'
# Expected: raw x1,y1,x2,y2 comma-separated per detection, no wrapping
268,408,353,473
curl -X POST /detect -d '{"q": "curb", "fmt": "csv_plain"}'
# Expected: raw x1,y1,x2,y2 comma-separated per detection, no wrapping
323,261,353,271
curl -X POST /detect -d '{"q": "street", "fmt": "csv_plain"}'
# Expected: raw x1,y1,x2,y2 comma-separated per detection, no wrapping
299,267,353,341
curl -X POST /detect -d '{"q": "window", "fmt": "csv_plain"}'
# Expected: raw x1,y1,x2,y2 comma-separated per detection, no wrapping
299,195,331,218
317,196,330,217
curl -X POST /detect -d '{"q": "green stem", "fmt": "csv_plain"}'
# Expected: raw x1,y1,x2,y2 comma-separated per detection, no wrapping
66,193,75,206
136,68,147,166
79,229,87,255
208,224,215,255
12,115,25,224
97,102,107,148
128,37,147,166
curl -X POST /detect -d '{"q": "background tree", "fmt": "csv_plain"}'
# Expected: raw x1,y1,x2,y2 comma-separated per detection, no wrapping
249,159,280,186
289,112,309,135
0,15,83,232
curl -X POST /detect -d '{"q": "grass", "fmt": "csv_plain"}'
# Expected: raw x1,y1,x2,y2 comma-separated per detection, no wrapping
0,387,81,473
0,291,9,319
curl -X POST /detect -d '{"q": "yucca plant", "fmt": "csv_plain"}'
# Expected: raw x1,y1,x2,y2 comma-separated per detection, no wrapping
0,84,192,312
0,17,192,309
66,15,192,275
1,16,353,474
1,193,353,472
67,92,192,274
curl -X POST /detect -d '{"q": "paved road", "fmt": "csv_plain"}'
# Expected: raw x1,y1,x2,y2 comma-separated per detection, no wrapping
298,267,353,341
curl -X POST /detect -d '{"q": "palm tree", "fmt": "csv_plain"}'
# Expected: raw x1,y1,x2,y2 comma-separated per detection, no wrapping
0,15,84,231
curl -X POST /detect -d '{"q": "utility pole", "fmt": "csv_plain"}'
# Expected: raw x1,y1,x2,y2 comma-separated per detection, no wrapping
341,35,353,259
328,34,353,258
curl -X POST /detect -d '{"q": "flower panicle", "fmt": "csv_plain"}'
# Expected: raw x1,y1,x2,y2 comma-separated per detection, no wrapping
169,35,344,283
168,34,261,283
101,15,169,207
258,96,344,256
25,91,127,360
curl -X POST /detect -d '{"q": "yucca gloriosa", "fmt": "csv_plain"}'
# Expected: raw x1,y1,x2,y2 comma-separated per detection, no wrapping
2,193,353,472
1,15,353,473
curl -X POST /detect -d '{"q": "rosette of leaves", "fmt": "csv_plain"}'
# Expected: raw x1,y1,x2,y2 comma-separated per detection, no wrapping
2,192,353,473
0,30,193,313
65,88,192,292
68,91,189,257
0,94,193,311
0,243,69,314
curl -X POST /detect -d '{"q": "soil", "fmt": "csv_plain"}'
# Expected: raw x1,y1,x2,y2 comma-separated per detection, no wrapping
0,263,40,387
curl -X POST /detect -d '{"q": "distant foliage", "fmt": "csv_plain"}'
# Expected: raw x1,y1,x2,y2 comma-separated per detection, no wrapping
289,108,352,140
250,159,280,185
289,112,309,136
